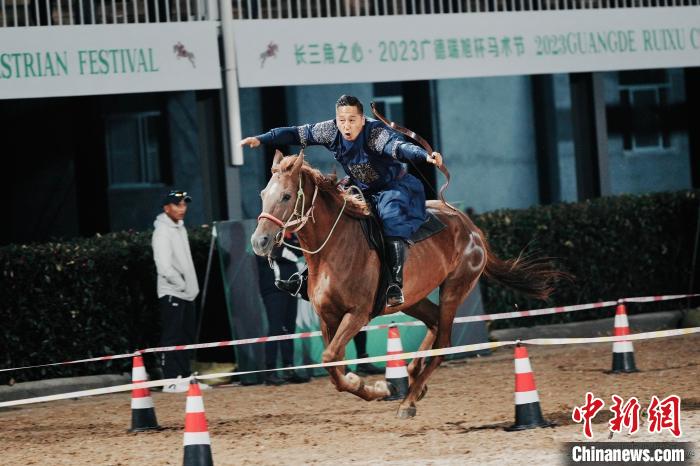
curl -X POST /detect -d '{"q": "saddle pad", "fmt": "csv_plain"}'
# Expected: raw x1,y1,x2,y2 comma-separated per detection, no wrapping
410,211,447,244
359,211,446,318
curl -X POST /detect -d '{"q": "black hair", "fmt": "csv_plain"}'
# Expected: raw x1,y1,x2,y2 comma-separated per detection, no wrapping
336,95,364,114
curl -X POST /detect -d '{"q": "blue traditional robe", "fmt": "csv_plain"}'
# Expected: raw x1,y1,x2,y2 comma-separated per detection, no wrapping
257,118,429,239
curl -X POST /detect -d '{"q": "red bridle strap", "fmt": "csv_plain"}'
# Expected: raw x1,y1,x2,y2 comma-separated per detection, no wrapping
257,212,285,228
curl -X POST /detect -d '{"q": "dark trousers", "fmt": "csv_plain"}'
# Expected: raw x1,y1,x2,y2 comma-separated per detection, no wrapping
159,295,196,379
354,329,368,356
262,291,298,369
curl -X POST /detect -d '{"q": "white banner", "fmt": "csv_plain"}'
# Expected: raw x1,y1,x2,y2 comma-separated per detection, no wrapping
233,7,700,87
0,22,221,99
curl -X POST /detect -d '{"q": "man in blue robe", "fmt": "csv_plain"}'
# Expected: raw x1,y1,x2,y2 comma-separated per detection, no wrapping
241,94,443,307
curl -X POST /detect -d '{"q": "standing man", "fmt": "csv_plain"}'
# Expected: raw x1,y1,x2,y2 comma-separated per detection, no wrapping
256,234,311,386
152,190,203,393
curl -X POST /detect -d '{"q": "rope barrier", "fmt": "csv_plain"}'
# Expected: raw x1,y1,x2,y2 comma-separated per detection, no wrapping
1,327,698,409
1,293,697,373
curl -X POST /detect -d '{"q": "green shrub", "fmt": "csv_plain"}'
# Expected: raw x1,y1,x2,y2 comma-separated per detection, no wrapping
0,227,212,383
474,190,699,328
1,190,697,382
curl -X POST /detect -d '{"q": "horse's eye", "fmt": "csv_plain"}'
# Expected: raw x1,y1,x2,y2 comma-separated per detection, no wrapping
282,193,292,202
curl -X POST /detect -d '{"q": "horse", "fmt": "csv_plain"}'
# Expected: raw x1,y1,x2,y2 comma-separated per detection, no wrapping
173,42,196,68
259,41,279,68
251,150,563,418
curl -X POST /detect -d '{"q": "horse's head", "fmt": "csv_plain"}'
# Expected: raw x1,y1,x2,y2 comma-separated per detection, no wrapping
251,150,307,256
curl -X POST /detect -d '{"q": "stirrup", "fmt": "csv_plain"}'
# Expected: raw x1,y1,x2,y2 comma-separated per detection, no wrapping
275,272,304,296
386,283,404,307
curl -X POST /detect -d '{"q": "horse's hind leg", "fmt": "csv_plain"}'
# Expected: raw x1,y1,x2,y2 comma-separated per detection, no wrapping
397,276,477,419
402,298,439,390
320,311,392,401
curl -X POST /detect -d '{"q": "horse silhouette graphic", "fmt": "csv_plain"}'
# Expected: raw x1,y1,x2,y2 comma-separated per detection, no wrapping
173,42,196,68
260,42,279,68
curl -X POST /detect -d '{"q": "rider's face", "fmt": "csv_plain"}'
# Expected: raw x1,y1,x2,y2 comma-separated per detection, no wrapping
336,106,365,142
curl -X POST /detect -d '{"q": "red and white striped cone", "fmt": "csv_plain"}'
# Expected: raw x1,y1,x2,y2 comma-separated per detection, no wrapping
610,301,638,373
129,355,160,432
183,378,214,466
381,324,409,401
506,345,553,431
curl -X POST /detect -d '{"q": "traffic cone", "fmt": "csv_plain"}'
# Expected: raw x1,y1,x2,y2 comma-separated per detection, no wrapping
381,324,409,401
183,378,214,466
129,354,161,432
610,301,638,373
506,345,553,431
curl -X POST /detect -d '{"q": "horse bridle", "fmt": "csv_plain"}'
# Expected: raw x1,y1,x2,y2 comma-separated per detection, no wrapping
256,165,349,255
257,169,319,239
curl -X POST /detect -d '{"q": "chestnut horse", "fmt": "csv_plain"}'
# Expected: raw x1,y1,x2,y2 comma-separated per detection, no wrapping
251,151,562,418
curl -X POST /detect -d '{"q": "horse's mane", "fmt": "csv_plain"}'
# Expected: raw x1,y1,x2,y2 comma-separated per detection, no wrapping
273,155,371,218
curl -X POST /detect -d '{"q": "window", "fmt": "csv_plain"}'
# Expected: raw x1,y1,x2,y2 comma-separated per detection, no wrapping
105,112,169,187
618,70,671,152
371,95,404,123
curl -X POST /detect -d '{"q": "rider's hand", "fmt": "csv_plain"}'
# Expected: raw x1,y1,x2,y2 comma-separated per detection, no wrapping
240,137,261,148
427,152,443,168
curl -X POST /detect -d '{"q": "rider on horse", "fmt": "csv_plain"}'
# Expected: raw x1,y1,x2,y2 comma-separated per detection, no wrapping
241,94,443,307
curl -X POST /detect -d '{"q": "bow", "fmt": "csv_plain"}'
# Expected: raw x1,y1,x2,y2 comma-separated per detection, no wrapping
370,102,456,211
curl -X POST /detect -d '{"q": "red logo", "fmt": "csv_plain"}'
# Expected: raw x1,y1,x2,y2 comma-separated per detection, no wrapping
647,395,682,437
609,395,641,435
572,392,605,438
573,393,683,438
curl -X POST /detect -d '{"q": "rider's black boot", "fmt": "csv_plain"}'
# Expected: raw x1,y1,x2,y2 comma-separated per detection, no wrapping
385,238,406,307
275,267,309,301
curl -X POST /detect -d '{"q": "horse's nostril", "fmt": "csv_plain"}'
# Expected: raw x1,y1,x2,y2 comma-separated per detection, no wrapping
257,235,270,250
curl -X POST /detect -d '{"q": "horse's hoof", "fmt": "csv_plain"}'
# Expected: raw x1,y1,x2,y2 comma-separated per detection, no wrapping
380,380,401,401
345,372,363,391
397,405,417,419
417,385,428,401
373,380,392,398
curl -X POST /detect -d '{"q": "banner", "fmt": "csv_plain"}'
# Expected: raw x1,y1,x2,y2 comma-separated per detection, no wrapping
0,22,221,99
233,7,700,87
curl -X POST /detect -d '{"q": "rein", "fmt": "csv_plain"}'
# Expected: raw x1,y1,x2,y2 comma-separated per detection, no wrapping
257,168,348,255
370,102,458,212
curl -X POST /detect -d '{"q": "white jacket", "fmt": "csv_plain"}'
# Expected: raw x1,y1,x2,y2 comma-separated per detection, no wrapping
152,213,199,301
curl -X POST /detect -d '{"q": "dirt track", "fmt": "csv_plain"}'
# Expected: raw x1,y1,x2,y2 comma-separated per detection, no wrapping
2,334,699,465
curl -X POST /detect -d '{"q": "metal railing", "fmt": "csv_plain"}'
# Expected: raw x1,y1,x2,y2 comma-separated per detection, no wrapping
0,0,697,26
230,0,699,18
0,0,217,26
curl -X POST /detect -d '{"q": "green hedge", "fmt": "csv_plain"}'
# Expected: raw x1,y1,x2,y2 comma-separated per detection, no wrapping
475,190,699,328
0,227,212,383
1,190,698,382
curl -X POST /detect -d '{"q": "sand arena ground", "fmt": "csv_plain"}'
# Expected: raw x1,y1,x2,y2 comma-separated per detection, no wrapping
2,333,699,465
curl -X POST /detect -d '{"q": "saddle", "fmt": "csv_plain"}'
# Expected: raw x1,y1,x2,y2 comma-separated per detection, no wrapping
359,209,446,317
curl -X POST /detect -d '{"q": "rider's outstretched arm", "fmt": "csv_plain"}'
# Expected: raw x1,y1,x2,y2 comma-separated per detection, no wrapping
257,126,303,146
242,120,337,149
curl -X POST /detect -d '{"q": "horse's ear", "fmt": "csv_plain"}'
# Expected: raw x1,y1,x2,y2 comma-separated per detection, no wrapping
291,150,304,174
272,150,284,171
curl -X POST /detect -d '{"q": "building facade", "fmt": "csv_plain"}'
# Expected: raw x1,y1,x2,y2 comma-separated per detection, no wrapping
2,0,698,244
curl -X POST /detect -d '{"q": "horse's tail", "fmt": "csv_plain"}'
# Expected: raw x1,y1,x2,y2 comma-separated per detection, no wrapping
482,240,569,301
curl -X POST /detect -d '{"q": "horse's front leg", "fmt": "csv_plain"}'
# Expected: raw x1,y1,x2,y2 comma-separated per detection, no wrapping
321,312,391,401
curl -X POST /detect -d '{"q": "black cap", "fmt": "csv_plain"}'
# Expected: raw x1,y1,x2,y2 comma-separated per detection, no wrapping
162,190,192,206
